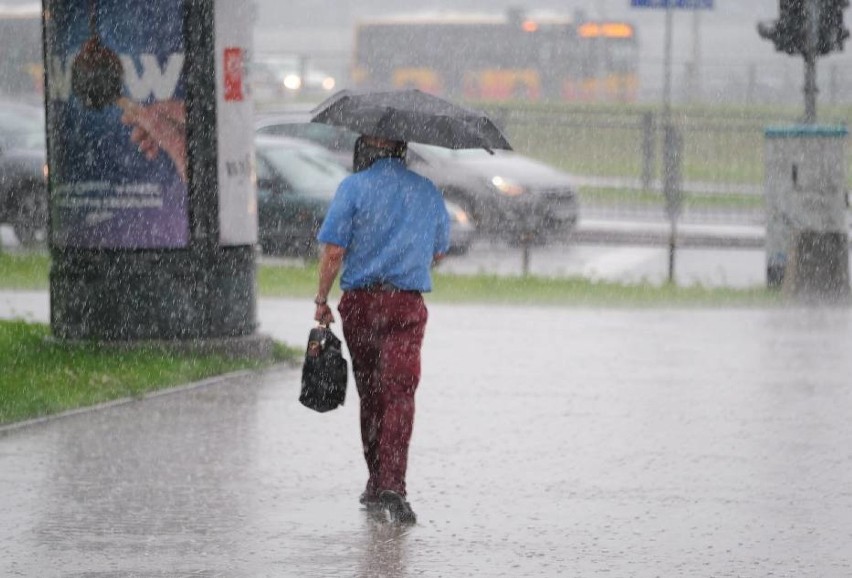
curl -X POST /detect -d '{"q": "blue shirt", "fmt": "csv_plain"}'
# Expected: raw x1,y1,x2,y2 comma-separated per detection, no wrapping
317,157,450,292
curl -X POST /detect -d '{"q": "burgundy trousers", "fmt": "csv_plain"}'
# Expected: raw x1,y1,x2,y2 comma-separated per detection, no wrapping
338,289,428,498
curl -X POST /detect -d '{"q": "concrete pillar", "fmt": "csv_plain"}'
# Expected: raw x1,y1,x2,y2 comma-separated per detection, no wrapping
764,125,850,303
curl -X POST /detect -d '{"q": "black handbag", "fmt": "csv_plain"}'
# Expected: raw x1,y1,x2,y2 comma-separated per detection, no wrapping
299,325,348,412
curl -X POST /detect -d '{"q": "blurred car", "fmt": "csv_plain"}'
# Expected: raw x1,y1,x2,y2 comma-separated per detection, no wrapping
0,99,47,245
255,135,349,257
256,114,477,255
407,144,580,244
255,112,580,244
257,110,356,165
249,55,337,100
444,199,475,255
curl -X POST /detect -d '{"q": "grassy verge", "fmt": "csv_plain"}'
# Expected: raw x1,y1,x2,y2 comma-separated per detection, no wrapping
0,250,50,289
2,251,779,308
0,319,298,426
428,272,778,307
257,261,779,307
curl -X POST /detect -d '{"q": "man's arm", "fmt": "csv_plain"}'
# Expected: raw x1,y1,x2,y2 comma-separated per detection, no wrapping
314,243,346,324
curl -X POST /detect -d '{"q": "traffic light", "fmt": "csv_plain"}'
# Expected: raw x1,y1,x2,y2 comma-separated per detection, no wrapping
758,0,807,55
817,0,850,55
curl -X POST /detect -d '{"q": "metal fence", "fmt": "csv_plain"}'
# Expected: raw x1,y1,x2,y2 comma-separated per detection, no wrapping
485,105,851,227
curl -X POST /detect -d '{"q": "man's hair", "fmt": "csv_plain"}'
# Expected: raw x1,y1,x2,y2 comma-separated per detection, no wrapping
353,136,407,172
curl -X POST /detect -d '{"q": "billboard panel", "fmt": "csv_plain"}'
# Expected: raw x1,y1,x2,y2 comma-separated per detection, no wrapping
45,0,189,249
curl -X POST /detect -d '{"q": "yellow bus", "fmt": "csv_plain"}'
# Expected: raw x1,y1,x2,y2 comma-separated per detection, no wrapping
352,10,639,103
0,3,44,98
576,21,639,103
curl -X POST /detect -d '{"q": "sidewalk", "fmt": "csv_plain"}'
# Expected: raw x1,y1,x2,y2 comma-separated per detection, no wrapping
576,217,766,248
2,293,852,576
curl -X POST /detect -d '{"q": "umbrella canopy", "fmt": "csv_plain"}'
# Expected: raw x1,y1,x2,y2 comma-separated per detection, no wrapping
310,89,512,152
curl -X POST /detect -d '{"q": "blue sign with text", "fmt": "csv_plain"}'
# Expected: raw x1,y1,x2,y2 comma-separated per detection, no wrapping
631,0,713,8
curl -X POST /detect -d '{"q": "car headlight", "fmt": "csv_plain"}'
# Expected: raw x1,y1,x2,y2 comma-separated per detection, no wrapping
491,176,525,197
449,205,470,224
322,77,336,91
283,74,302,90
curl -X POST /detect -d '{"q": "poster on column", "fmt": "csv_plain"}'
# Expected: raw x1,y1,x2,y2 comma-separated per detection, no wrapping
44,0,189,249
214,0,257,246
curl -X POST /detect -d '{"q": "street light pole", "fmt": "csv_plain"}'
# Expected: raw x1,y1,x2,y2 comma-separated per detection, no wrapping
804,0,819,124
663,5,673,124
662,4,677,284
690,8,702,103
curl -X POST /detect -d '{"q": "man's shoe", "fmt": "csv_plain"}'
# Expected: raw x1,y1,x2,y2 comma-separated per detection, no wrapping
379,490,417,524
359,491,381,509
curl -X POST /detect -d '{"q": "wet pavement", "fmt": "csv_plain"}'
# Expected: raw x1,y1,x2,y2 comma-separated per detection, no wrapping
2,292,852,576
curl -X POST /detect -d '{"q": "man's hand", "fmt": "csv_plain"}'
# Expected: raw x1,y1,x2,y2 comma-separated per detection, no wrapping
314,302,335,325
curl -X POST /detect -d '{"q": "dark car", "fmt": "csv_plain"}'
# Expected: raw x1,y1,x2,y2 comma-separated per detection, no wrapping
0,100,48,245
255,134,476,257
255,135,349,257
255,112,579,244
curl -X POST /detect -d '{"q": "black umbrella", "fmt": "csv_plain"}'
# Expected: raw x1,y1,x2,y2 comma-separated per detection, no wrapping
310,89,512,152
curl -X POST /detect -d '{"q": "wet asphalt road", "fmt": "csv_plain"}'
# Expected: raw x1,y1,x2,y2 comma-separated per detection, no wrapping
1,294,852,577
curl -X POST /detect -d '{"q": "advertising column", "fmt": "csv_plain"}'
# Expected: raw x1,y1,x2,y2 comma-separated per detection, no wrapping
44,0,259,341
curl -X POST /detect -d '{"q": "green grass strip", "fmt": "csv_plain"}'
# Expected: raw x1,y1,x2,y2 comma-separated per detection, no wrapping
2,252,779,308
0,319,298,426
258,262,778,307
0,251,50,290
430,272,778,307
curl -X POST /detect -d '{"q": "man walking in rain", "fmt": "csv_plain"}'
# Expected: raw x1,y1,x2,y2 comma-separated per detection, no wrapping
313,135,450,525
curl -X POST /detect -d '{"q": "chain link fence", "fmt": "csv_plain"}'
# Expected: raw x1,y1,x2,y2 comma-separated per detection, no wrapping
485,104,851,227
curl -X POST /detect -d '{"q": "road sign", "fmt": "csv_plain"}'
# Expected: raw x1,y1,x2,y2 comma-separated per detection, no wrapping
631,0,714,9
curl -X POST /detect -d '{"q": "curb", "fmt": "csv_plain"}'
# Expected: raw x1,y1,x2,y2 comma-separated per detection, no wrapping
0,363,298,437
44,332,280,361
574,218,767,249
574,227,765,249
573,175,764,196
